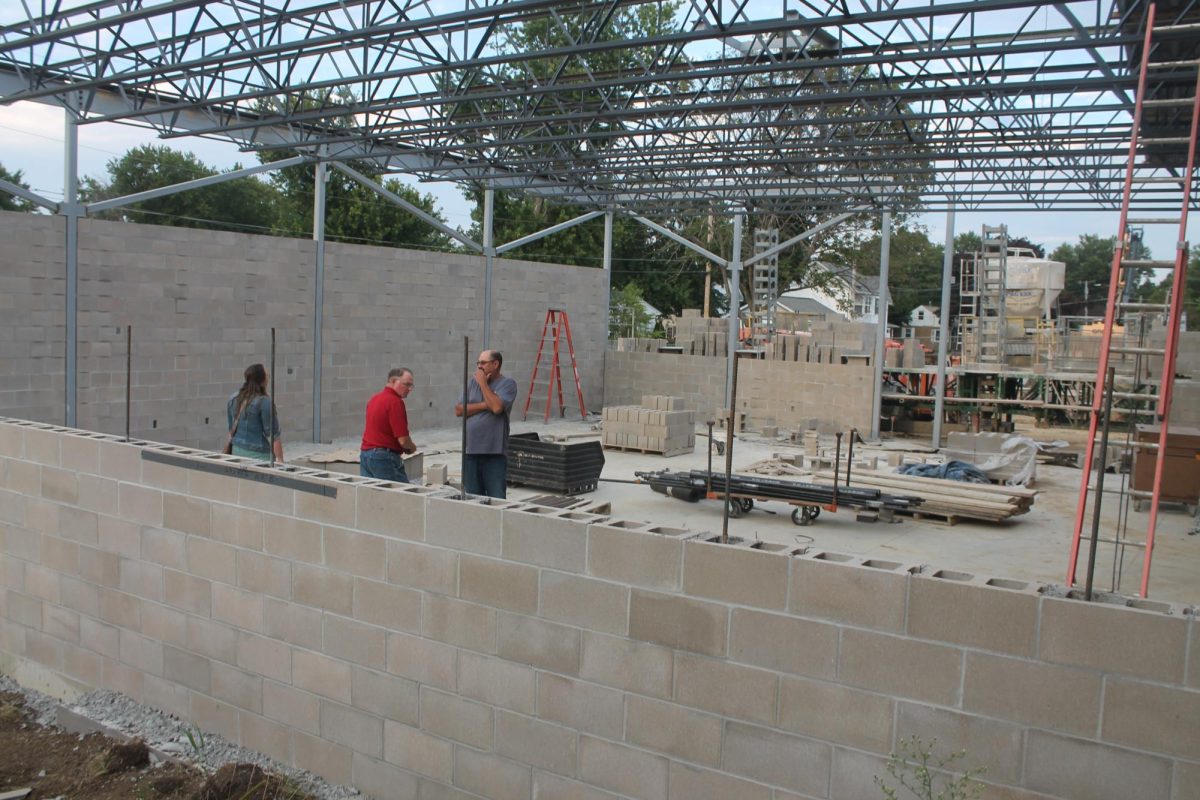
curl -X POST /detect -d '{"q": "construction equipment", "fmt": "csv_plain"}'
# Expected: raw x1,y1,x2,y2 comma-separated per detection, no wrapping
523,309,587,422
1067,2,1199,599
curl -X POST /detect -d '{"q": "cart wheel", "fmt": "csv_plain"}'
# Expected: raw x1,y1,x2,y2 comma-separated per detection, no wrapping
739,498,754,513
727,498,744,518
791,507,814,526
808,506,821,520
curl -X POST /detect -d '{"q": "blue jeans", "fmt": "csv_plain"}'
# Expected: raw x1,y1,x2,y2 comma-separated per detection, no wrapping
360,448,410,483
463,454,507,498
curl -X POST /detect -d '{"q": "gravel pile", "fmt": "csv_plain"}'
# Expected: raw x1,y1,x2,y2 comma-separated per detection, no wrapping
0,674,360,799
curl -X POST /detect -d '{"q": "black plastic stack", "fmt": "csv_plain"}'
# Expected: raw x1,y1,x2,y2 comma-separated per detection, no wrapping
507,432,606,495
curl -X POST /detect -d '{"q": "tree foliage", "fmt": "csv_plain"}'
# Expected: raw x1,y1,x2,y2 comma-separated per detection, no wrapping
843,223,945,326
1050,234,1118,315
0,164,38,212
81,145,278,232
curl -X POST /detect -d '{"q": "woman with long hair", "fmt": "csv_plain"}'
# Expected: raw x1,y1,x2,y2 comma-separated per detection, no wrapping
226,363,283,461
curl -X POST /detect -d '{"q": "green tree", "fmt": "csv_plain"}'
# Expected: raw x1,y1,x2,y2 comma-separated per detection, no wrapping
0,164,40,212
1148,245,1200,330
81,145,279,232
608,282,657,338
844,223,945,326
954,231,982,254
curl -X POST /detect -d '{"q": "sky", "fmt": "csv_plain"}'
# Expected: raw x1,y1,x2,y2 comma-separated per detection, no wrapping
0,98,1193,267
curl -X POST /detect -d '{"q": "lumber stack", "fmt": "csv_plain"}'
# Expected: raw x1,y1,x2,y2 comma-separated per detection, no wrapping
814,467,1036,523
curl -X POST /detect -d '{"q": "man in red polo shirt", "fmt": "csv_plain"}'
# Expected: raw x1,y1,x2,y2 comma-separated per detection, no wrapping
360,367,418,482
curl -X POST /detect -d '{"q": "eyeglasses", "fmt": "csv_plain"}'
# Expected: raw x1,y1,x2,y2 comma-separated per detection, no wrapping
476,360,496,366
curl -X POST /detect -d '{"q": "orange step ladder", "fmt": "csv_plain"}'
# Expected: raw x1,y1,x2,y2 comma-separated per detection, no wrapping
1066,2,1199,598
523,309,587,422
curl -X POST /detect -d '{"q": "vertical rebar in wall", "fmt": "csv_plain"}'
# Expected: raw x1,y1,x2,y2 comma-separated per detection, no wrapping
125,326,132,442
270,327,277,467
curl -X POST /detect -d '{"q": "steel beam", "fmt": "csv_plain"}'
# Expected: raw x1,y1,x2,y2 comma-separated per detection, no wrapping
87,156,309,213
725,212,744,409
312,154,328,444
482,188,495,348
495,211,603,254
63,104,80,428
870,211,892,441
933,208,956,448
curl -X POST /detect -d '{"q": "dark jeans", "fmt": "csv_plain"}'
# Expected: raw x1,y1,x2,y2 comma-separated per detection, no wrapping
463,454,507,498
360,448,410,483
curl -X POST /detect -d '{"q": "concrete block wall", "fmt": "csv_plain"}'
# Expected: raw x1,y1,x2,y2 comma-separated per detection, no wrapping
0,211,606,446
604,351,874,432
2,418,1198,800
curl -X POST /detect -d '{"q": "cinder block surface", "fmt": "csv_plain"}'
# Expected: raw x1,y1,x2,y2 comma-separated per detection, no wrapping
458,554,538,614
777,675,893,752
673,652,778,724
425,497,502,556
895,702,1024,785
495,710,579,777
838,628,963,706
1101,677,1200,759
536,673,625,740
263,598,324,651
729,607,838,679
682,539,788,609
539,571,628,635
497,612,581,675
1039,597,1187,684
324,527,386,580
356,484,426,540
579,631,674,700
350,752,420,800
721,721,831,797
502,507,588,572
320,699,384,759
453,746,532,800
962,652,1101,737
419,686,494,750
628,589,727,657
322,613,386,670
292,730,354,786
384,721,454,781
292,564,353,615
578,735,668,800
908,576,1038,656
386,539,458,595
421,594,497,653
587,524,681,591
262,680,320,734
789,557,908,632
1024,729,1171,800
457,651,535,714
351,666,418,726
352,577,421,632
386,631,458,691
624,694,723,766
292,649,353,704
667,761,772,800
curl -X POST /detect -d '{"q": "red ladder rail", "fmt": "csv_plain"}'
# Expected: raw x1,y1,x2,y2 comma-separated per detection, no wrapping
523,309,587,421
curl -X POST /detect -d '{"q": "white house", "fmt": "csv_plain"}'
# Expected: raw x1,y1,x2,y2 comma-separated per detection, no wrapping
903,304,942,345
780,264,883,324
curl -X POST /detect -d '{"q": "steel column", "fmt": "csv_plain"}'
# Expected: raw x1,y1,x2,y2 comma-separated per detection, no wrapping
482,188,495,348
725,212,743,409
312,154,327,443
603,211,614,341
63,103,80,428
933,208,955,448
870,211,892,440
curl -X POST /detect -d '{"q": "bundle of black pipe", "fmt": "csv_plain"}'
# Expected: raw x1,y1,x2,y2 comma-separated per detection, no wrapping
635,469,922,513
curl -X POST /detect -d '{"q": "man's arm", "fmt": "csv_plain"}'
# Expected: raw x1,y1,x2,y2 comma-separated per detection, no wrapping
396,434,416,454
389,401,417,453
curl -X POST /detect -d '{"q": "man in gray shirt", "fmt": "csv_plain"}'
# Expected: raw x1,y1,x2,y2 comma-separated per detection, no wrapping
455,349,519,498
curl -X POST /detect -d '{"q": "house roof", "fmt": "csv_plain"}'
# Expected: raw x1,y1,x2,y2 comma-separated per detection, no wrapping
775,296,841,317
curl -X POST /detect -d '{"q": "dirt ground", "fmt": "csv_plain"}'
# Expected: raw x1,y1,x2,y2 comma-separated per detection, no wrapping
0,692,313,800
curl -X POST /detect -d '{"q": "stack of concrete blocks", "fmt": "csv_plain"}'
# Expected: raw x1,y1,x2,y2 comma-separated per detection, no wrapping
0,211,608,446
942,431,1037,485
601,396,696,456
672,311,728,357
715,409,746,432
3,417,1197,800
902,339,927,368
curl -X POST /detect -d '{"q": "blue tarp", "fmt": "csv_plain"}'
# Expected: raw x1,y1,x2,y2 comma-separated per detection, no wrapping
898,460,991,484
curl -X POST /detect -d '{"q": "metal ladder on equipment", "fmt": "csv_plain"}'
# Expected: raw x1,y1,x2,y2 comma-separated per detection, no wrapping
977,225,1008,365
749,228,779,349
1066,2,1199,598
522,309,587,422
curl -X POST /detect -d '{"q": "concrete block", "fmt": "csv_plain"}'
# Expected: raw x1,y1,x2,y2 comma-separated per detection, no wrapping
320,699,384,759
351,752,421,800
142,459,189,493
236,632,292,684
163,493,211,537
187,469,241,505
502,506,589,572
425,463,449,485
238,479,294,517
578,735,668,800
789,556,908,632
674,652,778,724
667,761,771,800
459,554,538,614
1039,596,1188,684
682,539,788,610
1173,761,1200,800
729,607,838,680
579,630,674,700
355,484,427,542
292,648,353,704
40,466,78,504
185,536,238,584
351,666,418,726
384,721,453,781
539,571,628,635
421,594,497,653
419,686,494,750
457,650,536,714
141,527,186,570
292,564,353,615
291,730,353,786
324,527,386,580
212,661,263,713
209,505,263,551
386,631,457,691
587,523,682,591
535,672,625,740
40,535,79,574
185,616,238,663
386,539,458,596
1102,677,1200,759
119,483,163,527
263,514,323,563
625,694,722,767
211,583,264,632
238,711,292,764
908,575,1038,656
119,557,163,600
530,771,623,800
23,429,61,466
1024,729,1171,800
497,611,580,675
629,589,727,657
495,710,578,777
721,721,831,797
323,613,386,670
262,680,320,734
138,602,185,648
263,598,324,651
962,651,1101,738
453,746,532,800
838,629,963,706
190,693,240,743
161,569,212,617
425,496,502,555
236,549,292,600
895,702,1024,785
777,675,893,752
352,577,421,632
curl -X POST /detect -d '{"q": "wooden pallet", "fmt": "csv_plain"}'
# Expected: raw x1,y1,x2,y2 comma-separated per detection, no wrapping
602,443,693,458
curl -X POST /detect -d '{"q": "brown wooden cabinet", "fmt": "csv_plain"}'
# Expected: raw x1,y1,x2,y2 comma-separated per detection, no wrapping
1132,424,1200,506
